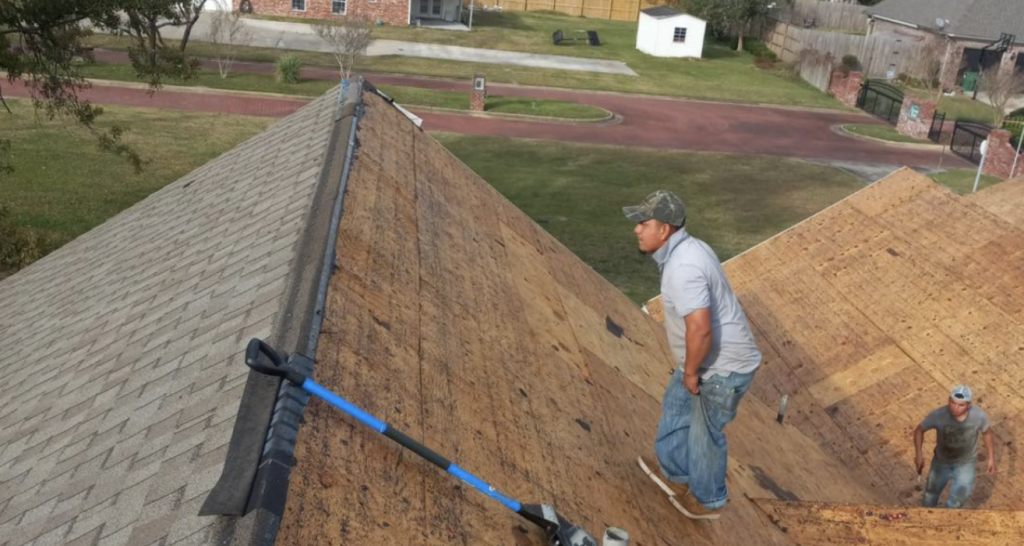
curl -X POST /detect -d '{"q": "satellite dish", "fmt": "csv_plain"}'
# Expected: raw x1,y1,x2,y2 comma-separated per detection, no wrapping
935,18,946,28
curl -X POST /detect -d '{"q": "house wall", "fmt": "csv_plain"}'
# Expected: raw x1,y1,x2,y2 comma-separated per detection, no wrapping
240,0,409,26
637,14,704,58
871,19,1024,89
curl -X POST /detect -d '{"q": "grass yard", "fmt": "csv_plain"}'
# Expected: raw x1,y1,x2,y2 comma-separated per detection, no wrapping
844,123,932,144
903,88,997,123
0,99,273,266
930,169,1002,195
434,134,865,302
85,11,844,109
75,63,608,119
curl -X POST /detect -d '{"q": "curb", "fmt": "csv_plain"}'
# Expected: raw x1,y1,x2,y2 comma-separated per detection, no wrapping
82,77,314,102
404,104,619,125
834,124,941,150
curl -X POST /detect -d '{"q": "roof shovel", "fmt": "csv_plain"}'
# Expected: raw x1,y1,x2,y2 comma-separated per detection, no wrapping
245,338,604,546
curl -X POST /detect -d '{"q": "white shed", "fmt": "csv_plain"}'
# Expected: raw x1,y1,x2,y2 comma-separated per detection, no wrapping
636,7,706,58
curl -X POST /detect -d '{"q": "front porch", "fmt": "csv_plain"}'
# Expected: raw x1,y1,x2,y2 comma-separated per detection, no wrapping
410,0,475,30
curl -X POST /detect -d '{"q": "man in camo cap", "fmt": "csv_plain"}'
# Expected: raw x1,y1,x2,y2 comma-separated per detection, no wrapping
625,190,761,520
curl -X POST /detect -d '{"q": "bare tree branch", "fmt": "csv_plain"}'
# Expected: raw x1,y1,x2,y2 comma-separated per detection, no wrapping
979,67,1024,127
312,16,374,82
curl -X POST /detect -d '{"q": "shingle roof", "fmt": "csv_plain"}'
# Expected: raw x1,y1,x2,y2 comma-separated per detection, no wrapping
868,0,1024,41
0,90,341,546
640,6,682,19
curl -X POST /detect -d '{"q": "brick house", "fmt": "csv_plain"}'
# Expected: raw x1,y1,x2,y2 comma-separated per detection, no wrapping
866,0,1024,89
236,0,469,26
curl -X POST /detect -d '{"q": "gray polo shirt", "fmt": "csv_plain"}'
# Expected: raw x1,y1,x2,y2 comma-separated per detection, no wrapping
653,229,761,378
920,406,990,464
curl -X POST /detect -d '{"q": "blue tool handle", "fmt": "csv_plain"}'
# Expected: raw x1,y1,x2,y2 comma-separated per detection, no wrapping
301,378,523,513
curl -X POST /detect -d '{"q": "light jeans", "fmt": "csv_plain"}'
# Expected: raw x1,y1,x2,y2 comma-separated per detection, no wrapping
923,458,976,508
655,368,756,510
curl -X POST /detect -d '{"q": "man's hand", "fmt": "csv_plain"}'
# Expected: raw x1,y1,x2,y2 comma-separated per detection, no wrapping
915,453,925,475
683,373,700,395
987,457,997,475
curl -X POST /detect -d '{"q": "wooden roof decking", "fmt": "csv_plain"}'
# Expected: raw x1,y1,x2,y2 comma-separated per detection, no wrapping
719,169,1024,508
969,176,1024,229
272,90,886,546
756,500,1024,546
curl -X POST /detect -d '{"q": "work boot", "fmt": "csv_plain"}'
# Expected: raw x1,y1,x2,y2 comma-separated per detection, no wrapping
637,456,690,498
670,490,722,521
638,456,721,520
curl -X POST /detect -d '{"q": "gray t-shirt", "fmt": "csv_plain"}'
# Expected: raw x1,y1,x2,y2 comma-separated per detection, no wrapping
653,229,761,378
920,406,990,464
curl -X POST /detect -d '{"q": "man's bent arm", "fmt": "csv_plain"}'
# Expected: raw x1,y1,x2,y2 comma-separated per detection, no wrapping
913,425,925,472
683,308,712,379
985,430,996,473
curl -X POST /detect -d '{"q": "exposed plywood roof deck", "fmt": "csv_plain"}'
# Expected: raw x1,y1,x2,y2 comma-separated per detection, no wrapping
969,176,1024,229
721,169,1024,508
272,90,886,546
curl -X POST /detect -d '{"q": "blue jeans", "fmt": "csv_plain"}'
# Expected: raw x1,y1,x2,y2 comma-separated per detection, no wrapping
923,459,976,508
655,368,756,510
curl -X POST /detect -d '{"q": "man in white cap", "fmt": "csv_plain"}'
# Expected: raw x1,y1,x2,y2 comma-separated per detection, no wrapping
913,385,996,508
623,190,761,520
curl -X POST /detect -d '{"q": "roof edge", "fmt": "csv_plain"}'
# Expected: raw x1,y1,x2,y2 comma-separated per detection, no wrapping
197,84,365,541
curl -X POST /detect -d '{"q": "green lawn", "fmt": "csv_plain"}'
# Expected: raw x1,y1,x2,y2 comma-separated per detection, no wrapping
930,169,1003,195
434,134,865,302
84,11,844,109
0,99,273,259
903,88,997,123
844,123,932,144
75,63,608,119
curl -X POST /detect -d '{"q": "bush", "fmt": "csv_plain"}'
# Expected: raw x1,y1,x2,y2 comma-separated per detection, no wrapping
744,40,777,61
837,54,861,76
275,54,302,84
0,204,53,270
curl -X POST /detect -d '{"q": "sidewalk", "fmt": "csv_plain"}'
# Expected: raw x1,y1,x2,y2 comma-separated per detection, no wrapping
154,17,637,76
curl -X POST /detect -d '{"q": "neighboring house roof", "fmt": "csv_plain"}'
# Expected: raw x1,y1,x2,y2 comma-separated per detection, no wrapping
867,0,1024,41
0,90,344,546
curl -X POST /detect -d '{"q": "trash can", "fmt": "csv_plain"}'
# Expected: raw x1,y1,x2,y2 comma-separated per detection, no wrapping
962,71,979,92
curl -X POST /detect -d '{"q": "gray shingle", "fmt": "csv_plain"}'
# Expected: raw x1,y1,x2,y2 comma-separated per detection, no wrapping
0,89,342,546
869,0,1024,41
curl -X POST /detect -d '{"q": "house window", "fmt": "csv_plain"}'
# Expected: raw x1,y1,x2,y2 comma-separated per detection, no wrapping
673,27,687,43
291,0,305,11
332,0,346,14
432,1,441,15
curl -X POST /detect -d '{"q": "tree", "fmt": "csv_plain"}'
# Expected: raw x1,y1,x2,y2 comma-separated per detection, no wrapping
979,67,1024,127
0,1,139,172
312,16,374,82
111,0,208,87
914,36,947,102
1,1,208,175
686,0,783,52
207,7,252,78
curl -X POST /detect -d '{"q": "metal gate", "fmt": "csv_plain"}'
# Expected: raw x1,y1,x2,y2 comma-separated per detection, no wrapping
857,80,905,125
928,111,946,143
950,121,993,164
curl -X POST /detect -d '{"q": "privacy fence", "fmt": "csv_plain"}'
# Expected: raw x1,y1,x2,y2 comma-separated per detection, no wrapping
761,19,928,80
471,0,661,22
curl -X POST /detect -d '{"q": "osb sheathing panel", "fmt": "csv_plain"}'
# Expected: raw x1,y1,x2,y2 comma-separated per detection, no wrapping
969,177,1024,230
720,168,1024,508
272,93,884,546
756,499,1024,546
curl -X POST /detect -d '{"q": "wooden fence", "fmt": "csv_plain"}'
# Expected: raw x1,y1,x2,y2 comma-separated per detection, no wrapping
471,0,661,22
775,0,869,32
762,19,927,80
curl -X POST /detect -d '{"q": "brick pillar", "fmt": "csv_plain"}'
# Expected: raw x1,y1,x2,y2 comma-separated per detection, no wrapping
829,70,863,108
982,129,1024,179
896,98,938,140
470,74,487,112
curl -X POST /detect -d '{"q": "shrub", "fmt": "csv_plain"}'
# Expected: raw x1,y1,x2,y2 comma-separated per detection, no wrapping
275,54,302,84
745,40,777,61
838,54,861,76
0,204,53,270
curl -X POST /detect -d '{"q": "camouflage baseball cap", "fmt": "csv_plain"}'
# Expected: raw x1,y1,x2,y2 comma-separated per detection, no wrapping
622,190,686,227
